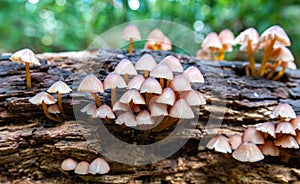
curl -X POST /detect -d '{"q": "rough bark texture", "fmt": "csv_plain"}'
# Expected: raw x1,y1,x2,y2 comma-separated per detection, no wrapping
0,49,300,183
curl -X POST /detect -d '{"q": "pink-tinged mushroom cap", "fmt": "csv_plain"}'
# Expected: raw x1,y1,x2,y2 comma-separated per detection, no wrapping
183,66,204,83
290,116,300,130
160,55,183,72
269,46,294,63
235,28,260,46
229,134,242,150
256,122,276,138
78,74,104,93
274,135,299,149
80,103,97,115
180,90,206,106
243,127,265,144
115,111,137,127
206,134,232,153
61,158,78,171
271,103,296,120
10,48,41,66
196,49,209,60
127,74,145,90
219,29,235,52
201,32,223,51
144,29,172,51
93,104,115,119
275,121,296,135
47,81,72,94
232,142,264,162
122,24,141,41
135,54,157,71
170,74,192,92
140,77,162,94
104,72,127,89
155,87,176,106
169,99,194,119
260,25,291,47
75,161,89,175
29,92,57,105
114,59,137,76
149,63,173,80
48,104,61,114
259,140,280,156
88,158,110,175
136,110,155,125
149,96,168,117
112,101,129,112
119,89,146,104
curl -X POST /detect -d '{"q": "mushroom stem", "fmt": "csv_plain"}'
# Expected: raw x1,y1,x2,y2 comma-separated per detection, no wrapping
258,38,276,76
209,47,215,61
245,64,250,76
129,37,133,55
124,73,129,84
153,42,161,50
57,92,65,114
144,70,149,78
247,39,256,76
159,78,164,88
111,88,116,106
93,93,102,107
266,60,280,79
41,101,62,123
217,47,225,60
25,63,31,89
272,66,286,81
145,93,152,106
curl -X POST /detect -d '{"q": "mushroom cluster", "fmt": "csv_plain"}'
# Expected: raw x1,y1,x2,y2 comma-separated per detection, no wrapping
197,25,296,80
78,54,206,129
61,157,110,175
206,103,299,162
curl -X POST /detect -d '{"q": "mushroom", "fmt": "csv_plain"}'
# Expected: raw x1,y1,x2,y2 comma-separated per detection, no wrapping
258,25,291,76
196,49,209,60
122,24,141,54
256,122,276,138
104,72,127,105
242,127,265,144
47,81,72,114
136,110,155,125
80,103,97,116
234,28,260,75
275,121,296,136
155,87,176,106
92,104,115,121
228,134,242,150
140,77,162,105
75,161,90,175
119,88,146,105
115,111,137,127
48,104,61,119
89,158,110,175
182,66,204,84
169,74,192,92
29,92,61,123
179,89,206,106
149,63,173,87
10,48,41,89
201,32,222,61
160,55,183,73
149,96,168,117
61,158,78,171
135,54,157,78
112,100,130,112
206,134,232,154
144,29,172,51
232,142,264,162
127,74,145,90
259,140,280,156
274,135,299,149
169,99,194,119
271,103,296,121
114,59,137,83
217,29,235,60
77,74,104,107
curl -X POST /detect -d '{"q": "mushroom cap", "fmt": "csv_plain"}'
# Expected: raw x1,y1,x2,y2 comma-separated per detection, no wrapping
10,48,41,66
127,74,145,90
77,74,104,93
269,46,294,63
47,81,72,94
149,63,173,80
232,142,264,162
260,25,291,46
229,134,242,150
136,110,155,125
122,24,141,41
88,158,110,175
115,111,137,127
196,49,209,60
93,104,115,119
180,90,206,106
259,140,280,156
74,161,90,175
140,77,162,94
48,104,61,114
219,29,235,49
170,74,192,92
119,89,146,104
114,59,137,76
112,101,129,112
149,96,168,117
206,134,232,153
160,55,183,72
144,29,172,51
275,121,296,135
256,122,276,138
169,99,194,119
29,92,57,105
274,135,299,149
235,27,260,45
271,103,296,120
290,115,300,130
183,66,204,83
135,54,157,71
104,72,127,89
155,87,176,106
243,127,265,144
201,32,222,51
80,103,97,115
61,158,78,171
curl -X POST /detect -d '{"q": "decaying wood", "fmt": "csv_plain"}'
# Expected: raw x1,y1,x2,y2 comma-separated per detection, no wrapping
0,49,300,183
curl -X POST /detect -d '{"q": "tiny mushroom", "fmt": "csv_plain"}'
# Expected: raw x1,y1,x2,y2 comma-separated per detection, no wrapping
256,122,276,138
149,96,168,117
182,66,205,84
122,24,141,54
140,77,162,104
155,87,176,106
92,104,115,120
229,134,242,150
271,103,296,121
75,161,90,175
242,127,265,144
149,63,173,87
274,135,299,149
104,72,127,105
144,29,172,51
232,142,264,162
180,89,206,106
160,55,183,73
169,99,194,119
127,74,145,90
47,81,72,114
259,140,280,156
112,100,130,112
80,103,97,116
201,32,223,61
89,158,110,175
218,29,235,60
169,74,192,92
136,110,155,125
115,111,137,127
29,92,61,123
119,88,146,105
275,121,296,136
61,158,78,171
10,48,41,89
135,54,157,78
290,115,300,130
196,49,209,60
114,59,137,83
206,134,232,154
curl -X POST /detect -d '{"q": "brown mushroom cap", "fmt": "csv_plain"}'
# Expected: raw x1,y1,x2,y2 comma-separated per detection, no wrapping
180,90,206,106
88,158,110,175
122,24,141,41
149,63,173,80
170,74,192,92
47,81,72,94
160,55,183,72
93,104,115,119
48,104,61,114
140,77,162,94
243,127,265,144
259,140,280,156
10,48,41,66
256,122,276,138
61,158,78,171
29,92,57,105
183,66,204,83
271,103,296,120
201,32,222,51
232,142,264,162
155,87,176,106
115,111,137,127
149,96,168,117
119,89,146,104
169,99,194,119
275,121,296,135
206,134,232,154
260,25,291,47
75,161,90,175
104,72,127,90
229,134,242,150
114,59,137,76
135,54,157,71
80,103,97,115
274,135,299,149
136,110,155,125
77,74,104,93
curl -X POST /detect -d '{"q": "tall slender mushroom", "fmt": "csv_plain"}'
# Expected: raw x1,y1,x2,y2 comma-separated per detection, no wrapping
10,48,41,89
114,59,137,83
47,81,72,114
218,29,235,60
77,74,104,107
122,24,141,55
201,32,222,61
104,72,127,105
29,92,61,123
135,54,157,78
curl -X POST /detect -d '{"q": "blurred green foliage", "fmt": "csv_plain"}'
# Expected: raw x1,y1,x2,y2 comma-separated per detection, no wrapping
0,0,299,67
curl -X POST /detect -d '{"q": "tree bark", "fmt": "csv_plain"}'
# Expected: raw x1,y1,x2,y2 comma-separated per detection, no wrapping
0,49,300,183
